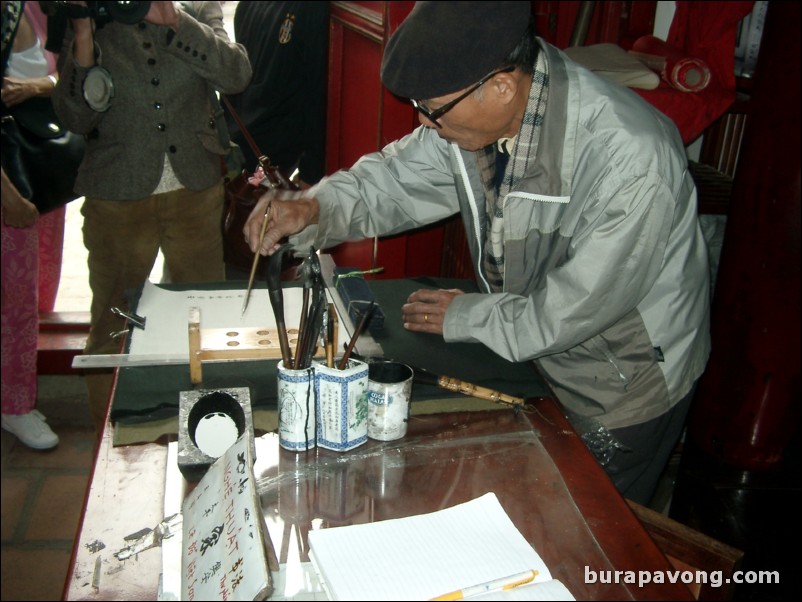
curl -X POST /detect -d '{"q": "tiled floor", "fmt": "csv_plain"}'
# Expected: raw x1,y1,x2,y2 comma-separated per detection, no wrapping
1,376,97,601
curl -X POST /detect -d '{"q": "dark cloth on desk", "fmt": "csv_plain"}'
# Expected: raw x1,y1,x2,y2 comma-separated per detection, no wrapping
110,278,550,425
370,277,551,402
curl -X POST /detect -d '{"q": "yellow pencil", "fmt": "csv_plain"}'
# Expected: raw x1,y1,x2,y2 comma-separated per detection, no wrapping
429,569,538,601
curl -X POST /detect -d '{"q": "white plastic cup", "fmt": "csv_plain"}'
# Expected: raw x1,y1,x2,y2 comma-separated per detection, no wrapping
367,361,414,441
277,361,316,451
314,358,369,452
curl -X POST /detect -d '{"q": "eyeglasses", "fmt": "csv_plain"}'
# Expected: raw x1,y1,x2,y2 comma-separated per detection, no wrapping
411,66,515,128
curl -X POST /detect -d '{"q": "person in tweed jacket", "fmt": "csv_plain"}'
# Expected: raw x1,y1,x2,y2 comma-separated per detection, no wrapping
52,1,251,429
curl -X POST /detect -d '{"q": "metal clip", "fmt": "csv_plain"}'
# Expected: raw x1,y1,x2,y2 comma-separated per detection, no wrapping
111,307,146,330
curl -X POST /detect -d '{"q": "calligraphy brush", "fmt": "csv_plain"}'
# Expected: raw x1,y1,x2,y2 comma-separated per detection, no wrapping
326,303,336,368
241,201,272,315
265,243,293,366
350,352,525,408
411,366,525,407
330,303,339,360
299,292,328,369
293,253,314,368
296,259,326,368
338,301,375,370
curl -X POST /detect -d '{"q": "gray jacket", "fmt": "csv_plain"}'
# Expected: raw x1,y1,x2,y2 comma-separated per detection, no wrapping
295,41,711,430
52,1,251,200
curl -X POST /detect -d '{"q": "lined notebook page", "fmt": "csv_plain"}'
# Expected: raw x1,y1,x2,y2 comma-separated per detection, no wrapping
307,492,573,601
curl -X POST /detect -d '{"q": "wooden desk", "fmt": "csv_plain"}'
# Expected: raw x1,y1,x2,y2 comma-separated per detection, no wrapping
63,394,693,601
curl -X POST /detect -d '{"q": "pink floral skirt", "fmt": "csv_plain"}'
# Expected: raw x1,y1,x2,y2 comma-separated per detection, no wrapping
1,206,64,414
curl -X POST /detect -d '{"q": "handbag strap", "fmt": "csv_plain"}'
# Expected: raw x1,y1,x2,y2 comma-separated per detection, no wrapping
209,88,230,148
222,95,267,168
221,95,296,190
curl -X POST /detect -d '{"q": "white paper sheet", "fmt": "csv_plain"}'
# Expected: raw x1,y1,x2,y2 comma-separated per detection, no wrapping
306,492,575,601
129,281,344,360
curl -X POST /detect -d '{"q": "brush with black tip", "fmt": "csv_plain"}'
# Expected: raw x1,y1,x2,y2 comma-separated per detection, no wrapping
265,243,293,367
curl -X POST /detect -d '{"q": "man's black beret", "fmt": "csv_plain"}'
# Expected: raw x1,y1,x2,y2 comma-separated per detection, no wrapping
381,1,533,100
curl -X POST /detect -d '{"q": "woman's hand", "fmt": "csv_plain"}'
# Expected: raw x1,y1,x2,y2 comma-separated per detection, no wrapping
145,0,180,29
64,1,96,66
1,75,54,106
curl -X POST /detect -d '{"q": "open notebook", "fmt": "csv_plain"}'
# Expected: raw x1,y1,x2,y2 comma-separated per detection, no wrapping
307,492,575,601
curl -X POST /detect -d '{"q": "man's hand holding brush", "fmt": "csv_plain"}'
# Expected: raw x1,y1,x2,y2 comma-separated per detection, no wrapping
244,190,320,256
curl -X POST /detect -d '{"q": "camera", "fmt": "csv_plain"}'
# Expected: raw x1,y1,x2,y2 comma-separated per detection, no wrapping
40,1,152,27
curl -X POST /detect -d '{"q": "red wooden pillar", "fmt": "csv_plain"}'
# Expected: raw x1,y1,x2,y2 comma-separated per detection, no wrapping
325,1,447,279
688,2,801,470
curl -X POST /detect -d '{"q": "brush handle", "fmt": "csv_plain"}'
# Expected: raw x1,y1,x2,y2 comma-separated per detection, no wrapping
293,287,310,368
436,376,525,407
268,289,292,366
361,355,525,408
299,293,327,369
266,245,293,366
326,303,335,368
338,302,375,370
241,202,272,314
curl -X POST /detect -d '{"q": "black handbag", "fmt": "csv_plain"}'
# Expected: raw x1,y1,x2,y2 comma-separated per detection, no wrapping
7,96,85,214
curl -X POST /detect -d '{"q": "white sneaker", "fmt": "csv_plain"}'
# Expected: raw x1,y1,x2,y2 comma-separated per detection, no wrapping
1,410,59,450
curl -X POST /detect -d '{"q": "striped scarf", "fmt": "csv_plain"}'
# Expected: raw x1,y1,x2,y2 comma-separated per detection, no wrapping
479,50,549,291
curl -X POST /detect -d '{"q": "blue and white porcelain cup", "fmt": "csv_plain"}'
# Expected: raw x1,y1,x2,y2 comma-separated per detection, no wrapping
314,358,369,452
277,361,316,451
